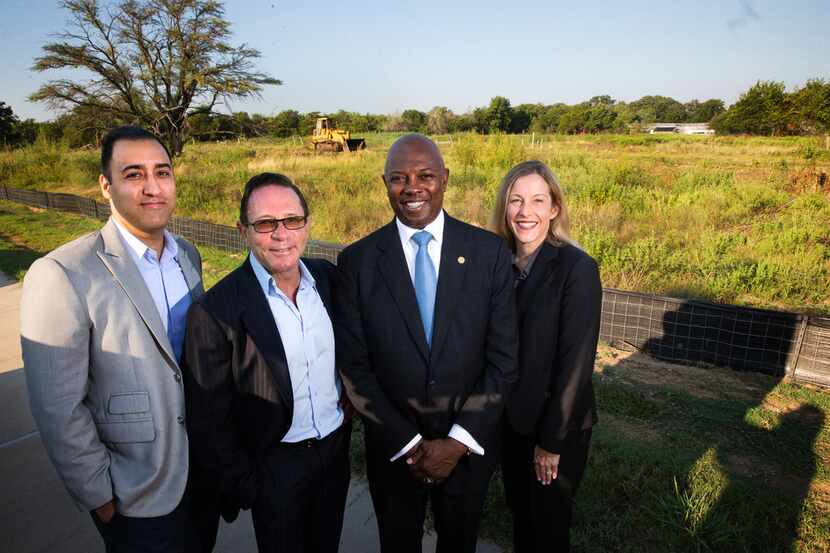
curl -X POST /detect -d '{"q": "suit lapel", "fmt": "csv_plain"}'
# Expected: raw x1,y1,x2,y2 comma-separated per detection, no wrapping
430,215,468,364
376,221,430,363
175,238,204,301
516,242,558,322
238,258,293,407
97,220,177,368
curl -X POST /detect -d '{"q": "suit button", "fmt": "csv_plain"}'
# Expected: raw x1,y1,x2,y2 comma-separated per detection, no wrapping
177,415,185,424
174,373,182,382
429,380,437,387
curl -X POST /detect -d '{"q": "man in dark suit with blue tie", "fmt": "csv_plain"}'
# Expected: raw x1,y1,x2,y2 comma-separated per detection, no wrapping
335,134,518,553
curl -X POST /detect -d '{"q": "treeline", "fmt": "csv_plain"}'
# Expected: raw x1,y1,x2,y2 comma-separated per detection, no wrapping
710,80,830,135
2,79,828,150
185,94,726,139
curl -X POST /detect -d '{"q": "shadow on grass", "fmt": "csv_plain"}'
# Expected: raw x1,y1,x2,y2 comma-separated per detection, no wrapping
0,235,42,281
574,301,825,552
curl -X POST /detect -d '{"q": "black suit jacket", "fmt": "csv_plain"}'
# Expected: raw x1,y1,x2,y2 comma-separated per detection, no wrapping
334,213,518,490
506,242,601,453
182,256,337,510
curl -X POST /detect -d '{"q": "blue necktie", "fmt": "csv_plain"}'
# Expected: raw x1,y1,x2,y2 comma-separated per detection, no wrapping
412,231,437,347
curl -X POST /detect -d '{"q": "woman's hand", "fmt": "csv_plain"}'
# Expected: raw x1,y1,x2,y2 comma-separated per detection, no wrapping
533,445,560,486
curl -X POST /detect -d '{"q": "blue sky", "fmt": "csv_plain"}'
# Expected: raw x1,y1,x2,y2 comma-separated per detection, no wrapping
2,0,828,121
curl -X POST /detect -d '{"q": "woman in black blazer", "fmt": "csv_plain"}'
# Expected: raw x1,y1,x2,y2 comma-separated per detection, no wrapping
490,160,602,552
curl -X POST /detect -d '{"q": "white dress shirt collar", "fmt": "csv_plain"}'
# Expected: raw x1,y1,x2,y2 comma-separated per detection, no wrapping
395,209,445,247
395,210,445,281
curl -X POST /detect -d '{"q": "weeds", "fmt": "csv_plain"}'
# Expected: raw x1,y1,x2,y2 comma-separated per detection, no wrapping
3,133,829,314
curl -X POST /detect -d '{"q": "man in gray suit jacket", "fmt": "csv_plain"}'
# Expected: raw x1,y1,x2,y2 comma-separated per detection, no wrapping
20,126,204,553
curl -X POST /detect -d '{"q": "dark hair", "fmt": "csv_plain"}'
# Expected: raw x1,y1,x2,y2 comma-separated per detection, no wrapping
100,126,172,180
239,172,309,224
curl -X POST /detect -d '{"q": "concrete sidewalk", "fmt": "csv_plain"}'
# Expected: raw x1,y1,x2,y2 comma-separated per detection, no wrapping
0,274,501,552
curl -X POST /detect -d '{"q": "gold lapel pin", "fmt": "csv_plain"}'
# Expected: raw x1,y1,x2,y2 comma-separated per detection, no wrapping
457,256,466,264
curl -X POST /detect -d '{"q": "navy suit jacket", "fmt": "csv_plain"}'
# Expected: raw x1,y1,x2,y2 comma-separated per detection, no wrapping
334,213,518,491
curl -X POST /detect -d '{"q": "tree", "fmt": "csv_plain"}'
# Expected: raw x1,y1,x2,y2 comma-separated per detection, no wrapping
510,103,543,134
558,105,588,134
14,119,40,146
0,102,20,146
57,103,129,146
711,81,788,135
448,113,475,133
485,96,513,133
272,110,300,138
584,103,619,132
426,106,452,134
588,95,614,107
30,0,280,156
471,107,488,133
685,99,725,122
531,103,569,133
790,79,830,134
0,102,42,148
400,109,427,132
627,95,687,124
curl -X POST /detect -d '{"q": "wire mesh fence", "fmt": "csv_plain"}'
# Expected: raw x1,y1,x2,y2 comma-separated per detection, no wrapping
600,289,805,376
2,185,828,387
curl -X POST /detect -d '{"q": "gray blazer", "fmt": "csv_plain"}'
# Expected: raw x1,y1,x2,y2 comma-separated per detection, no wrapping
20,218,203,517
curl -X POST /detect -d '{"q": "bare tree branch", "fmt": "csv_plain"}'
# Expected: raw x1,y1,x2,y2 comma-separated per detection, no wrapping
30,0,280,155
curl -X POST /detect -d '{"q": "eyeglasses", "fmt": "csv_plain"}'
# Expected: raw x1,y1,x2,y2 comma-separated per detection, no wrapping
246,216,307,233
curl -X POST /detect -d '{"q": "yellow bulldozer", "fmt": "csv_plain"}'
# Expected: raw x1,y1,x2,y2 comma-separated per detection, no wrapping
311,117,366,152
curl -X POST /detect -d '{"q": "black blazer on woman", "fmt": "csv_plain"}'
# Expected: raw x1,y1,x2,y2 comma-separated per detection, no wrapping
506,242,602,453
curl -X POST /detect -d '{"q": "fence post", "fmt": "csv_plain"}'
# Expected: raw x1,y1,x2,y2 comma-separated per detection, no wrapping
788,316,810,380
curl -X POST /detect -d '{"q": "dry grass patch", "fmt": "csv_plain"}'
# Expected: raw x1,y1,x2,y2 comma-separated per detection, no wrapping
596,345,770,402
598,411,663,443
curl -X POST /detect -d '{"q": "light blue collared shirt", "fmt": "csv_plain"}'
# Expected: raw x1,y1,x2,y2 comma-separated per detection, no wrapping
112,218,191,361
248,253,344,442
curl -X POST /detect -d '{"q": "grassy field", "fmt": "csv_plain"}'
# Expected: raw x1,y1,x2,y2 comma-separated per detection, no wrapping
2,132,829,315
1,201,828,552
0,200,241,288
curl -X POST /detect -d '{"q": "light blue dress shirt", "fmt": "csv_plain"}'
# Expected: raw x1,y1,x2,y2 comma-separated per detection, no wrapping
248,253,344,442
112,218,191,361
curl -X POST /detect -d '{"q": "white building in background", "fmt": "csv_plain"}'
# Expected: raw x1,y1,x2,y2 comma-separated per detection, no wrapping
647,123,715,135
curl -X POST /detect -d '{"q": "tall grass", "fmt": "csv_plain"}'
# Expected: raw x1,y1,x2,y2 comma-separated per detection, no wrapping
3,132,829,314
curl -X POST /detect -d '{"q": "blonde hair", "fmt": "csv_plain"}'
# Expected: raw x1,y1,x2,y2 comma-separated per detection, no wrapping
490,159,572,252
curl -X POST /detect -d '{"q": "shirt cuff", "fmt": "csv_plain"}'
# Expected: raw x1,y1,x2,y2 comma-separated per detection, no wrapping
448,424,484,456
390,434,422,462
